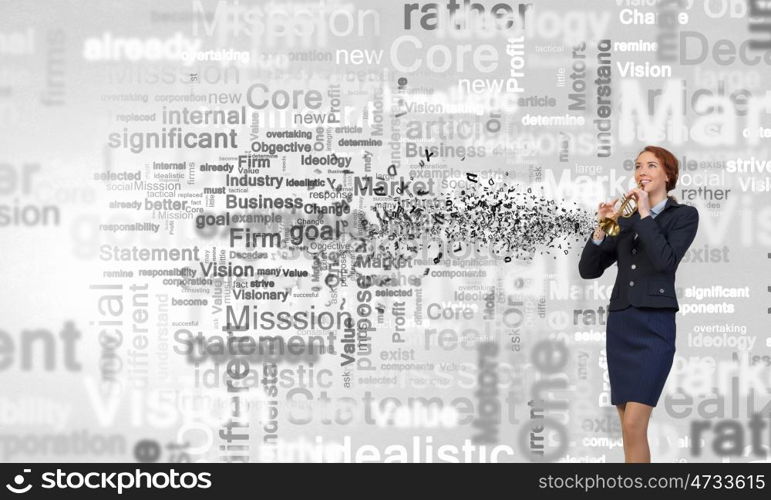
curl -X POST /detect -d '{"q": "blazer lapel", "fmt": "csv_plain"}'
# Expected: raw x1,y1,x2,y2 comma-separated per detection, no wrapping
619,211,639,232
659,196,679,215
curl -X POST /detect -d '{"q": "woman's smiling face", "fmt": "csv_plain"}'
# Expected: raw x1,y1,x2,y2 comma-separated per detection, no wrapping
635,151,669,193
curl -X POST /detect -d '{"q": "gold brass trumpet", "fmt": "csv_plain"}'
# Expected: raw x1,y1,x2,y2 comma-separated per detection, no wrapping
598,182,641,237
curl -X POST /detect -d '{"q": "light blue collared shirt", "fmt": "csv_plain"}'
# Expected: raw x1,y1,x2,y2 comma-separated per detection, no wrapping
592,197,668,245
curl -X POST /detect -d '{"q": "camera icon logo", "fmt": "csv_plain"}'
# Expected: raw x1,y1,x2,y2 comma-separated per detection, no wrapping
5,469,32,494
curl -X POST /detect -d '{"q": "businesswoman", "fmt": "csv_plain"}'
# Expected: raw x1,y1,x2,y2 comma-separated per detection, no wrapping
578,146,699,463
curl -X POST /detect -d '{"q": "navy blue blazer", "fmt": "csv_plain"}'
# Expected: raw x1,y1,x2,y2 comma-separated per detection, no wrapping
578,197,699,312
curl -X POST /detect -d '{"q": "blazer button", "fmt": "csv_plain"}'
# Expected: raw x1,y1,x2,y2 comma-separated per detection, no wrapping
632,249,637,254
659,288,665,293
631,264,636,269
629,281,635,287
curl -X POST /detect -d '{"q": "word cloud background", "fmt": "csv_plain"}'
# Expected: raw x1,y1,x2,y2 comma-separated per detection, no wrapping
1,0,770,463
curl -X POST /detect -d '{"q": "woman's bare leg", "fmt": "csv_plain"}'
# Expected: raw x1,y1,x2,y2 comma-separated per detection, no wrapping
621,402,654,463
615,403,626,461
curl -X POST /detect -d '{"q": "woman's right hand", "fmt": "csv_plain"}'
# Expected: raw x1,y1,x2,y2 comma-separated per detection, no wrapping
597,200,617,222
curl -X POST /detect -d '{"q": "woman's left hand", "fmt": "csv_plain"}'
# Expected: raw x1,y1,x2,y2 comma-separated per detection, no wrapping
626,187,651,217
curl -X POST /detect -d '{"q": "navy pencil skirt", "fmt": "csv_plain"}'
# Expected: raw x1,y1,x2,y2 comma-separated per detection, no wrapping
606,305,676,407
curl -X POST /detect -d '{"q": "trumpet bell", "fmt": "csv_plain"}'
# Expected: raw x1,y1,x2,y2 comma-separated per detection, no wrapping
599,218,620,237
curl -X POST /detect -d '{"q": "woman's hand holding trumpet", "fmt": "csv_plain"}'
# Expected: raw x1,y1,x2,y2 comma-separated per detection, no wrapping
593,200,616,240
597,200,617,223
625,185,651,218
